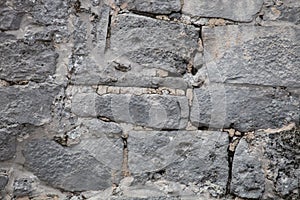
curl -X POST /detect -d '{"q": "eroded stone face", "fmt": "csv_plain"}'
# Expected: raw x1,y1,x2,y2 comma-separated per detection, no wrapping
201,25,300,87
0,34,58,83
0,84,60,126
182,0,264,22
23,139,114,191
190,85,300,132
0,129,16,161
128,130,229,197
110,13,199,75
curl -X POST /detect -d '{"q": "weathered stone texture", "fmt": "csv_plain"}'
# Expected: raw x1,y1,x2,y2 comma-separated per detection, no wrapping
72,92,189,129
191,85,299,131
128,131,229,197
0,34,58,83
115,0,181,14
23,139,114,191
0,129,17,161
182,0,264,22
110,14,199,75
231,138,265,199
201,25,300,87
0,84,60,126
0,2,23,31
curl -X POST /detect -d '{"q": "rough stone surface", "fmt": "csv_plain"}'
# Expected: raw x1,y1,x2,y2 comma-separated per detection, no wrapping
128,131,229,197
72,92,189,129
115,0,181,14
13,178,34,197
182,0,264,22
231,138,265,199
0,2,23,31
0,172,8,190
201,25,300,87
191,85,300,131
0,34,58,83
0,128,17,161
110,13,199,75
0,84,60,126
23,139,114,191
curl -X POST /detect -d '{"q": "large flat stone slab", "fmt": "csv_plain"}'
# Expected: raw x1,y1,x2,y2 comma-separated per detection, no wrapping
182,0,263,22
201,25,300,87
0,84,60,126
115,0,181,14
72,93,189,129
0,34,58,83
110,13,199,75
190,85,300,132
128,130,229,197
23,139,116,192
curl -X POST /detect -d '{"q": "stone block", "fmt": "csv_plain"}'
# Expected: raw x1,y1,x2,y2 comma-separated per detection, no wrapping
201,25,300,87
0,129,17,161
0,34,58,83
115,0,181,14
23,139,115,191
190,85,300,132
182,0,264,22
128,130,229,196
0,84,60,126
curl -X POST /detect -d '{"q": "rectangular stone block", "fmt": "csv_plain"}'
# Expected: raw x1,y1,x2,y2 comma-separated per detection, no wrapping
190,85,300,132
0,34,58,83
110,13,199,75
201,25,300,87
0,84,60,126
182,0,263,22
71,92,189,129
128,130,229,197
115,0,181,14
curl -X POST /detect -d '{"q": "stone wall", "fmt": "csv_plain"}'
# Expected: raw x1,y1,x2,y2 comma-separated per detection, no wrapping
0,0,299,199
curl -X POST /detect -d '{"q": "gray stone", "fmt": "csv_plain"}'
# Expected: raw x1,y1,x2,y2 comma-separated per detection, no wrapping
182,0,264,22
0,84,60,126
0,129,17,161
0,34,58,83
23,139,114,191
0,3,23,31
190,85,300,132
201,25,300,87
128,130,229,197
111,197,180,200
115,0,181,14
72,92,189,129
263,130,300,199
110,13,199,75
0,172,8,190
13,178,33,197
231,138,265,199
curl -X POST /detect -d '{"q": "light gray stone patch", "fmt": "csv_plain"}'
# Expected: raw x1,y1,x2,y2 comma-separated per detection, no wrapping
13,178,34,198
191,85,300,132
231,138,265,199
23,139,113,192
0,84,60,126
110,13,199,75
182,0,264,22
0,34,58,83
128,130,229,197
201,25,300,87
115,0,181,14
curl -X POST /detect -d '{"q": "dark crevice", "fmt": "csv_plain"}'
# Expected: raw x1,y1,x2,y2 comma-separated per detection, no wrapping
0,79,30,86
121,133,130,177
104,13,112,52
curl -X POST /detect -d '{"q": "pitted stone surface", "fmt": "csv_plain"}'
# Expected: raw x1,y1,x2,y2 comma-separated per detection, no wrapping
23,139,113,191
0,84,60,126
110,13,199,75
191,85,300,132
201,25,300,87
182,0,264,22
72,92,189,129
0,34,58,83
115,0,181,14
0,2,23,31
0,129,17,161
128,131,229,197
